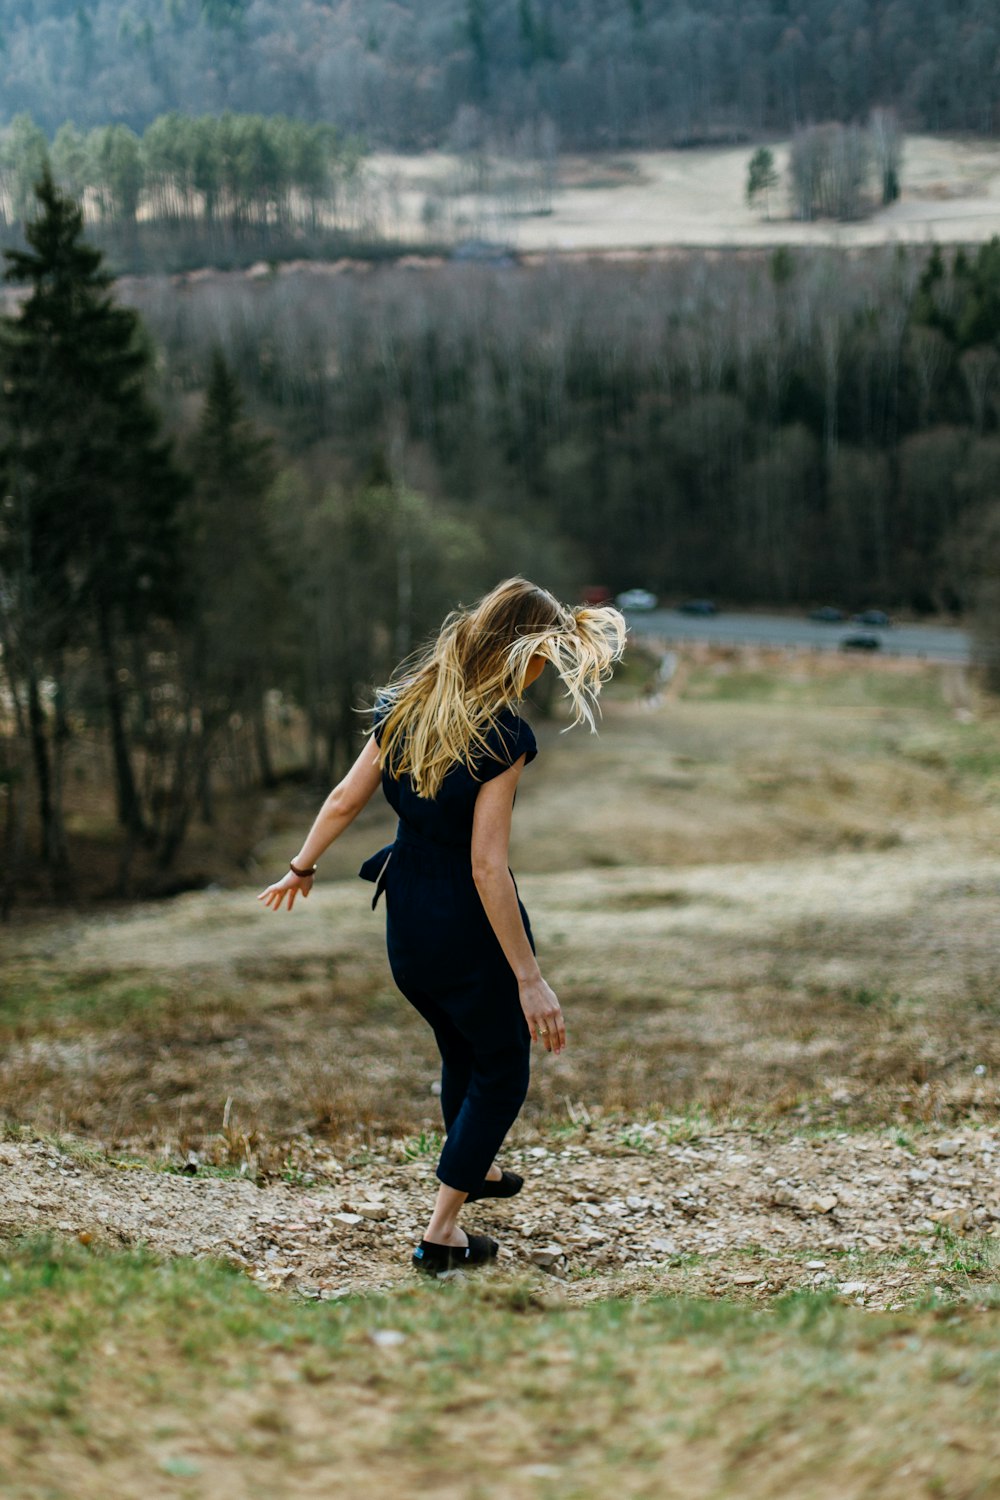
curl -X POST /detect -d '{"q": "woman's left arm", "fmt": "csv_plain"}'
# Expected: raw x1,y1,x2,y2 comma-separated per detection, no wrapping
472,760,566,1053
257,733,383,911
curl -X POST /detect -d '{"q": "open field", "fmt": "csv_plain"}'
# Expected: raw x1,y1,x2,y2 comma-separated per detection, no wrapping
5,647,1000,1147
3,644,1000,1496
2,1234,999,1500
370,135,1000,250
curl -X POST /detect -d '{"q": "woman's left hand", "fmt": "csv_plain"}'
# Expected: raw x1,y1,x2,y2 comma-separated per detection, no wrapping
257,871,313,911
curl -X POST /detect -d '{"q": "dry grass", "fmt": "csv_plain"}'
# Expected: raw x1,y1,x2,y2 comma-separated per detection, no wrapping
3,648,1000,1167
3,646,1000,1499
368,134,1000,251
1,1234,999,1500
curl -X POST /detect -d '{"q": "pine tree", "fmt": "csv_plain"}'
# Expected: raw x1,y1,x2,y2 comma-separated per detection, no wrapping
0,166,188,876
746,146,780,219
173,349,284,849
466,0,489,99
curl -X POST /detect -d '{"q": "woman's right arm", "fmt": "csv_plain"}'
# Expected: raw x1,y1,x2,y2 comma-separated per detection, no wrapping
257,733,383,911
471,761,566,1053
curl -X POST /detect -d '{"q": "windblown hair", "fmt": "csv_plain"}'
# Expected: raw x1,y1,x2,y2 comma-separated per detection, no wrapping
374,578,627,799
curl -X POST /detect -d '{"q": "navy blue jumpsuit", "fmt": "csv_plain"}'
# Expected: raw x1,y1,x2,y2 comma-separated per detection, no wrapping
359,700,538,1194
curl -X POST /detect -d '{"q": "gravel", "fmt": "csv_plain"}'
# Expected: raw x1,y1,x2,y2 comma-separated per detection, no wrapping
2,1123,998,1307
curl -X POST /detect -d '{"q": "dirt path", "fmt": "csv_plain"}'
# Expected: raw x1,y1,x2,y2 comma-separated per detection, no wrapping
4,1124,997,1308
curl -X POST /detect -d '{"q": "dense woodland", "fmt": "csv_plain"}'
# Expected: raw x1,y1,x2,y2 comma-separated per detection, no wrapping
2,172,1000,900
0,1,997,148
128,237,1000,621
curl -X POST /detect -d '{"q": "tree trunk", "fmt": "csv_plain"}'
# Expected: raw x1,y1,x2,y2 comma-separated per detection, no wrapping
196,750,215,834
52,666,72,852
26,666,73,894
96,599,147,841
252,694,278,788
0,738,28,920
0,617,29,743
157,721,198,870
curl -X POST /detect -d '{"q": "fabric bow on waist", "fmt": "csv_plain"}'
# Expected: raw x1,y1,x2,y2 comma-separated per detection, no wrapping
358,823,473,908
358,843,395,909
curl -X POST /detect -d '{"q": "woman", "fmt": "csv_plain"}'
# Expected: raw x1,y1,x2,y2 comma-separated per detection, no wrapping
258,578,626,1274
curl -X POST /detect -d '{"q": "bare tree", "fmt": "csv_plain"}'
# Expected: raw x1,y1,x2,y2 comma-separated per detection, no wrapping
789,122,873,221
959,347,999,435
869,107,903,204
908,326,950,427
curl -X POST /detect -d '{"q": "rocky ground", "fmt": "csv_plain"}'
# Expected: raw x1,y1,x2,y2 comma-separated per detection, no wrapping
4,1122,998,1309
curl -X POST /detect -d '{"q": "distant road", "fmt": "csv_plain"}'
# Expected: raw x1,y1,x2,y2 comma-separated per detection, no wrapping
624,609,972,664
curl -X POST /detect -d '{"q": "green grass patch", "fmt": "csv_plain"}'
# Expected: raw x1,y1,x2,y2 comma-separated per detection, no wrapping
1,1234,999,1497
894,723,1000,783
683,664,949,713
398,1130,444,1161
0,968,177,1037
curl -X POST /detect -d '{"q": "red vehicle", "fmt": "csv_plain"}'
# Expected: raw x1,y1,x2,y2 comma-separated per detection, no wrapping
580,584,613,606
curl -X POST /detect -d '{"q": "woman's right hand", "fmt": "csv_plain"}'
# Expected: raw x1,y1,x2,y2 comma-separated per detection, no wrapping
257,870,313,911
518,975,566,1053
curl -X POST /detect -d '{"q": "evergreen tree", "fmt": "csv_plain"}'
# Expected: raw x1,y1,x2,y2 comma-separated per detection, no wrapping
466,0,489,100
202,0,248,32
957,238,1000,349
0,166,188,873
172,349,285,853
746,146,779,218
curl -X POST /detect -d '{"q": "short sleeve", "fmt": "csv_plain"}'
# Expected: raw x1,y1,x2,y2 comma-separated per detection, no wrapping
371,689,391,747
475,710,537,783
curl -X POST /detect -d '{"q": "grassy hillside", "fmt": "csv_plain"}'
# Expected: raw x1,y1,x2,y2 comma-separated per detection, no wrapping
2,1235,999,1499
3,645,999,1497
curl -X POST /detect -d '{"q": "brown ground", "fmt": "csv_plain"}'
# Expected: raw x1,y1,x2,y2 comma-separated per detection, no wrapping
2,1121,998,1309
3,645,999,1303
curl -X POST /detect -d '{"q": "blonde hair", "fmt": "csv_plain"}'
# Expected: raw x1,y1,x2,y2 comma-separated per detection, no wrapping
373,577,627,799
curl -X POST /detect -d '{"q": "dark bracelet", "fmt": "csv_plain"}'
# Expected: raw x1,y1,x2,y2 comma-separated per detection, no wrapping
289,860,317,878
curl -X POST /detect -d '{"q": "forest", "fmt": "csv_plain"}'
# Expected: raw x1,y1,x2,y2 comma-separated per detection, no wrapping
0,0,997,148
3,170,1000,900
131,236,1000,619
0,110,376,271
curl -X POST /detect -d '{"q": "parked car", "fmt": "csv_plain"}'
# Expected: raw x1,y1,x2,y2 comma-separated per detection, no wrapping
852,609,892,627
451,238,517,266
581,584,613,605
840,633,881,652
615,588,658,611
677,598,718,615
809,606,846,623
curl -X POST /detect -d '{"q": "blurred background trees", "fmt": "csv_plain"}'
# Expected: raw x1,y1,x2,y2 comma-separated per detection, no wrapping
2,0,1000,903
0,1,996,148
0,169,189,896
781,109,903,223
107,235,1000,620
0,112,368,270
6,174,1000,898
0,176,578,896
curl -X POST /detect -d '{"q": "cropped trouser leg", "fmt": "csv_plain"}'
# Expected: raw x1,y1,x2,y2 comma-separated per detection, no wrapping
393,975,531,1196
394,985,474,1134
435,1043,531,1195
433,1018,475,1135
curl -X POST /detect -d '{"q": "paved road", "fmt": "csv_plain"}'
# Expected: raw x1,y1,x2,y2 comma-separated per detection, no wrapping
624,609,972,663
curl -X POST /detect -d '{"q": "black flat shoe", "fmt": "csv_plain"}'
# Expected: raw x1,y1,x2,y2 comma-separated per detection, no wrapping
464,1169,524,1204
412,1233,499,1275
